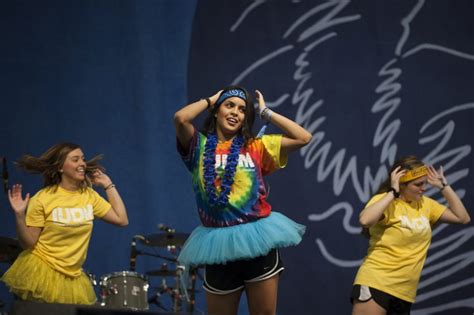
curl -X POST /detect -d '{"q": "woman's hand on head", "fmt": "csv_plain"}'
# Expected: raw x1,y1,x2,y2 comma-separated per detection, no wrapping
208,90,223,110
255,90,266,113
427,165,447,189
89,169,112,188
8,184,30,215
390,166,406,192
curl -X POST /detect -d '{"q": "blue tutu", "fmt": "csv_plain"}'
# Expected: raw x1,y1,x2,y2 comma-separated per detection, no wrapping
178,211,305,266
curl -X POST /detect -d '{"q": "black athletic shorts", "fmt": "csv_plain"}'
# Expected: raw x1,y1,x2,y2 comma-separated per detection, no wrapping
203,249,284,295
351,285,412,315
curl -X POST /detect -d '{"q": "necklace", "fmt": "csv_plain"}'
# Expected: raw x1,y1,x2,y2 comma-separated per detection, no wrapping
203,133,243,208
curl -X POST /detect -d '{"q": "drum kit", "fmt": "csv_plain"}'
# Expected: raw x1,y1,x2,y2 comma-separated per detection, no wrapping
96,227,203,313
0,226,202,313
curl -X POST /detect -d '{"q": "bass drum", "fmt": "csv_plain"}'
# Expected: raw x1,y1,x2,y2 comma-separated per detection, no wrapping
99,271,149,310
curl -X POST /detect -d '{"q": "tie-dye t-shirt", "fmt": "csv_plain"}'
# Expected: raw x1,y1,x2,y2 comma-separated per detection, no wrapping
178,130,287,227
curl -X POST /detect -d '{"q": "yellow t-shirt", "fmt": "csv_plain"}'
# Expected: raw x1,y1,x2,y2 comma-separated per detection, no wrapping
26,185,111,277
354,193,446,302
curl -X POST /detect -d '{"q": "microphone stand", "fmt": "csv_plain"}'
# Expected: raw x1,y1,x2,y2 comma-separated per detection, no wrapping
1,157,8,195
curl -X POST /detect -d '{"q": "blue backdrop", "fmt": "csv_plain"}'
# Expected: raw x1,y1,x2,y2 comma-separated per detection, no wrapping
1,1,473,314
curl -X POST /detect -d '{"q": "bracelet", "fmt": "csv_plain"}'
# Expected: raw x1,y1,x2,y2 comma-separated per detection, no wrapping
440,182,449,192
104,183,115,191
388,187,400,198
202,98,212,110
260,107,273,122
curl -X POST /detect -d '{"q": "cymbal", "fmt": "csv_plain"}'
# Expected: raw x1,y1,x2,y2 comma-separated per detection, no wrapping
0,237,21,263
145,269,178,277
141,233,189,247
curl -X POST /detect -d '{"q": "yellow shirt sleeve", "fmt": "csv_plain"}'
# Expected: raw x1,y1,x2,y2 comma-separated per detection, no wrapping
363,193,391,224
423,196,447,225
261,134,288,174
25,195,46,227
89,188,112,218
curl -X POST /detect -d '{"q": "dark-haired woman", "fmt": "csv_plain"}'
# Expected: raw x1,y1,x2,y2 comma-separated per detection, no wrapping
1,143,128,304
174,86,312,315
351,156,470,315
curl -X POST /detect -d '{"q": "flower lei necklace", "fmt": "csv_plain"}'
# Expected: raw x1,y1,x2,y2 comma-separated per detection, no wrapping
203,133,244,208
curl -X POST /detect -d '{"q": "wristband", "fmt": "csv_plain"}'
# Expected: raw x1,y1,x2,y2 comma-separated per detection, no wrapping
260,107,273,122
440,182,449,192
388,187,400,198
104,183,115,191
202,98,212,110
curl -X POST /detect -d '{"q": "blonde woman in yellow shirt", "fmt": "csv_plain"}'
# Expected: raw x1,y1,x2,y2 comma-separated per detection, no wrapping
1,143,128,304
351,156,470,315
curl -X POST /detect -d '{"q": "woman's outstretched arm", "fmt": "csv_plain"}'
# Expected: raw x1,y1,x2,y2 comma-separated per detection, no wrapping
9,184,42,249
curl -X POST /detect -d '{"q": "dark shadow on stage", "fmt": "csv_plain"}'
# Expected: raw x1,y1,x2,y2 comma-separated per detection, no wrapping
9,300,202,315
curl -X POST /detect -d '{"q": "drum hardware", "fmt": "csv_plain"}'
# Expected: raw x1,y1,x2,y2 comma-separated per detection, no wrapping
129,235,142,271
145,263,178,277
84,269,97,286
147,282,169,311
129,224,202,313
0,237,21,264
146,263,202,313
188,266,200,311
131,250,177,263
148,277,175,311
173,265,186,312
145,269,177,277
140,232,189,248
158,223,175,234
147,273,199,313
99,271,149,310
130,234,179,271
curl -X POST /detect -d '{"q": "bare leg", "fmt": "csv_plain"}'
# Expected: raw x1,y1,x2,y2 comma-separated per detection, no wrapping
245,274,279,315
206,289,243,315
352,299,386,315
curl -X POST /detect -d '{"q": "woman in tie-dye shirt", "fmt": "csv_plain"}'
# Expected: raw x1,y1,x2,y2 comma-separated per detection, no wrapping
174,86,312,315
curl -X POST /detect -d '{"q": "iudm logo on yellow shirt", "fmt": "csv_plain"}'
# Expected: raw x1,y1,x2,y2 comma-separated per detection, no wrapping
399,215,430,232
51,205,94,225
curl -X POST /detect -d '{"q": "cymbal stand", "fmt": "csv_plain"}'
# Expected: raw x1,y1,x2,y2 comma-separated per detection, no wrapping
172,265,185,312
187,267,197,313
148,278,170,311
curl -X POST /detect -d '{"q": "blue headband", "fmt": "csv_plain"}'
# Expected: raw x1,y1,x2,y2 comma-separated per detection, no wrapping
216,89,247,106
